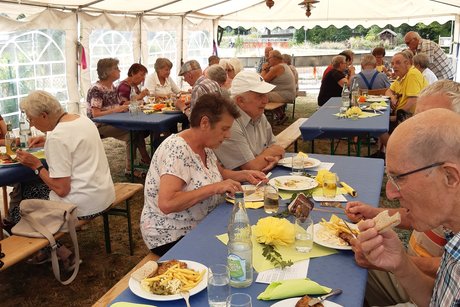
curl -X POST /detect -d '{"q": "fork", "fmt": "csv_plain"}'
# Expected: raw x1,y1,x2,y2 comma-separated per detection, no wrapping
180,290,191,307
245,172,272,196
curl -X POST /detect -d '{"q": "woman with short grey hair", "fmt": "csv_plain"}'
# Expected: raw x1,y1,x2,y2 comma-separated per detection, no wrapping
144,57,181,97
413,53,438,85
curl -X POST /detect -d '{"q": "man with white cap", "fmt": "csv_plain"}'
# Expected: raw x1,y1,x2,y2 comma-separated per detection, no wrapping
214,71,285,172
176,59,221,118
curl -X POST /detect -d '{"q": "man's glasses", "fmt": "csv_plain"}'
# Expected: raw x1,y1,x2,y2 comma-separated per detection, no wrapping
386,162,445,191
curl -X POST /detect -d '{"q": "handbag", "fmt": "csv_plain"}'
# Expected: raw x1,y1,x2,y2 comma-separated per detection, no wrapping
12,199,80,285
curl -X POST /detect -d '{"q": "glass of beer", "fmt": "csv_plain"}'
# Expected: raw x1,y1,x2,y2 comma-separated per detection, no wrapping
263,185,279,214
323,172,338,198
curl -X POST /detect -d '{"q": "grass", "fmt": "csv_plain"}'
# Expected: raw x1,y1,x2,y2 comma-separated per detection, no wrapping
0,94,409,306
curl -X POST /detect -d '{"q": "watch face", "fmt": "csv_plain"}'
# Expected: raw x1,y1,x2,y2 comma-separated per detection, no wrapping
34,169,39,175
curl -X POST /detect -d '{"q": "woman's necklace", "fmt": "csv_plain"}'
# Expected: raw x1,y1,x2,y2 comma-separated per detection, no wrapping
55,112,68,128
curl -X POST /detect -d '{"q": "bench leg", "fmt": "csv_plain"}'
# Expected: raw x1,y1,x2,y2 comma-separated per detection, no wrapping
125,200,134,256
103,213,112,254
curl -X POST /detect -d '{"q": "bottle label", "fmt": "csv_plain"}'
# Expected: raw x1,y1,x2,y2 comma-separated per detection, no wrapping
228,254,246,282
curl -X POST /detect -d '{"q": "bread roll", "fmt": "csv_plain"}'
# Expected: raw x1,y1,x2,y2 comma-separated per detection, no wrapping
373,210,401,233
131,261,158,282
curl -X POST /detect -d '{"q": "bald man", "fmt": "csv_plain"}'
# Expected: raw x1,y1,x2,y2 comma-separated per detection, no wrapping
358,108,460,306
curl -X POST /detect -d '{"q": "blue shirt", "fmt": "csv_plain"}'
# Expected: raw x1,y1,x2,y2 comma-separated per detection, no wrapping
430,231,460,306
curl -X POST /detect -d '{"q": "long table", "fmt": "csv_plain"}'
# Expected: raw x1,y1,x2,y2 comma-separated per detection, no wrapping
300,97,390,156
109,154,385,307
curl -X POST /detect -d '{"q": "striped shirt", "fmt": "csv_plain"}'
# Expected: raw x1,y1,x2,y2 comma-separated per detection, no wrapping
416,39,454,80
430,231,460,306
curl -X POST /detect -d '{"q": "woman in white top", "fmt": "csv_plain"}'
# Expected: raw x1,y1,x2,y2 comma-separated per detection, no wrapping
144,58,181,98
140,94,267,256
413,53,438,85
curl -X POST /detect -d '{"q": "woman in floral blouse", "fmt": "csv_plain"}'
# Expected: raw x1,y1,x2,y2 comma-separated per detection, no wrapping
141,94,267,256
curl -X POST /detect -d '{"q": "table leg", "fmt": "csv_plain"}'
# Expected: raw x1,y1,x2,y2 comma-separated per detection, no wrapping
129,131,134,182
0,186,6,240
330,139,335,155
367,134,371,157
311,140,315,153
356,139,361,157
347,138,351,156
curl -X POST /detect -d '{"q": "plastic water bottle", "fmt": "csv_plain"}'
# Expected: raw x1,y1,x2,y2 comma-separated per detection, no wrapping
19,113,30,148
227,191,253,288
5,123,17,155
351,78,360,107
341,81,350,108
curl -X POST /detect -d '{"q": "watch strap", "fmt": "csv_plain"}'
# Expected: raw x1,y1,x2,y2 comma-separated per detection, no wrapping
35,165,45,175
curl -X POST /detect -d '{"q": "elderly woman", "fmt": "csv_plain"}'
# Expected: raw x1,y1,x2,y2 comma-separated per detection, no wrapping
117,63,150,103
144,58,181,98
87,58,149,177
219,58,243,89
372,47,392,76
413,53,438,85
141,94,267,256
16,90,115,266
317,55,351,106
261,50,296,103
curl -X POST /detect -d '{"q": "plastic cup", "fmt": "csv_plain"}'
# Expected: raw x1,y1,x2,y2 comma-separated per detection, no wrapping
208,264,231,307
323,172,338,198
294,217,314,253
291,156,305,175
263,185,279,214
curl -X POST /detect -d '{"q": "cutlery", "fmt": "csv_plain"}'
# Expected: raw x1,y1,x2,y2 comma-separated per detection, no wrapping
180,290,191,307
342,219,357,239
308,288,343,306
245,172,272,196
320,201,345,209
313,207,347,215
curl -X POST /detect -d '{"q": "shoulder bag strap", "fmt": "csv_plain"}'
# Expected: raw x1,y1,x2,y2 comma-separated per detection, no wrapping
21,211,80,285
359,72,372,89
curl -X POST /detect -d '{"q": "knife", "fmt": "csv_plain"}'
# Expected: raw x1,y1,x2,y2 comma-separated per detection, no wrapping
245,172,272,196
308,288,343,306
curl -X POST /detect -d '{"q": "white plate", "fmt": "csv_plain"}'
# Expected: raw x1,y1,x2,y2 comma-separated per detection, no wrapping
128,260,208,301
366,97,388,102
227,185,265,202
278,157,321,169
270,176,318,191
363,106,387,111
312,223,358,250
271,297,342,307
0,160,20,167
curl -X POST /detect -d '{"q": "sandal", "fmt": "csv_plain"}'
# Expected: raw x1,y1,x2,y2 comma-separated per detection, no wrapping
124,169,146,179
26,249,52,265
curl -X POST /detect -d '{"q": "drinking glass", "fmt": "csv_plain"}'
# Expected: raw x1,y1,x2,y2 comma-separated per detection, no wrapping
291,156,305,175
361,89,368,98
226,293,252,307
208,264,231,307
294,216,314,253
323,172,338,198
263,185,279,214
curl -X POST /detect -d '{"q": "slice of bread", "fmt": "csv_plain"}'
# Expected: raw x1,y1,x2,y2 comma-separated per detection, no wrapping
131,261,158,282
373,210,401,234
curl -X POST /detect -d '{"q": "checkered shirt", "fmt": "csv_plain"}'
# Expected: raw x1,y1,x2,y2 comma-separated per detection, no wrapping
430,231,460,306
417,39,454,80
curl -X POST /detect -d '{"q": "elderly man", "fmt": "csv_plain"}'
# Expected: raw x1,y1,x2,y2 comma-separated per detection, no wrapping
317,55,350,106
358,108,460,306
352,54,390,90
404,31,454,80
347,80,460,306
213,71,285,171
256,45,273,73
413,53,438,85
176,60,221,118
261,50,296,103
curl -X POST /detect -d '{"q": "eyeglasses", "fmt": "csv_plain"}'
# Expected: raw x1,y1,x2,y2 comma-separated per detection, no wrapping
386,162,445,191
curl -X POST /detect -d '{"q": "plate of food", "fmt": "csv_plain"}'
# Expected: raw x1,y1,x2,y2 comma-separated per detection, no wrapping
271,296,342,307
227,185,265,202
128,259,207,301
312,215,359,250
0,153,20,167
162,107,182,114
269,176,318,191
365,97,388,102
278,157,321,169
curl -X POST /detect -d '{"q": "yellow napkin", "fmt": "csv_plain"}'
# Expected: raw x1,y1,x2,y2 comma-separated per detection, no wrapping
216,226,337,272
257,278,331,300
111,303,157,307
278,187,346,200
226,198,264,209
31,150,45,160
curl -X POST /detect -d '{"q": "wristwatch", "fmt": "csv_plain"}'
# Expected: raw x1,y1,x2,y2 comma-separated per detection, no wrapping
34,165,45,175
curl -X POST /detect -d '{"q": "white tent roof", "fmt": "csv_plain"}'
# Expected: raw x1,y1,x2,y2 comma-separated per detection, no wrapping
1,0,459,29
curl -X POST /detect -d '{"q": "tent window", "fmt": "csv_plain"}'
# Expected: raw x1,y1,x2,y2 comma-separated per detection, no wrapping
148,31,178,81
187,31,212,69
0,29,68,128
89,30,134,84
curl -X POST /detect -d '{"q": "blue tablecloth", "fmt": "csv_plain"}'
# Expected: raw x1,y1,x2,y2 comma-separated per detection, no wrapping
109,154,384,307
92,112,186,132
300,97,390,140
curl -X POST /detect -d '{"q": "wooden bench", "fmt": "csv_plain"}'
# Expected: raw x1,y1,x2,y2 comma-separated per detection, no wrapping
264,102,286,124
0,182,143,272
275,118,308,151
93,252,159,307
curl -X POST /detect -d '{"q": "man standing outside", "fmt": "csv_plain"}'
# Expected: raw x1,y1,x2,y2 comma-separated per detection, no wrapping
214,71,285,172
176,60,221,118
404,31,454,80
256,45,273,74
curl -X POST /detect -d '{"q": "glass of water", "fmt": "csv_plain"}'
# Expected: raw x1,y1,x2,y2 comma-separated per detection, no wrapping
226,293,252,307
291,156,305,175
208,264,230,307
294,217,314,253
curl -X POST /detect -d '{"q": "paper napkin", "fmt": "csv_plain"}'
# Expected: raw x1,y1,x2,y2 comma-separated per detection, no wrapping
226,198,264,209
257,278,331,300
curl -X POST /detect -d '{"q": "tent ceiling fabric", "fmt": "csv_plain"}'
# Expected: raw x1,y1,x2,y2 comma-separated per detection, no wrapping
0,0,459,29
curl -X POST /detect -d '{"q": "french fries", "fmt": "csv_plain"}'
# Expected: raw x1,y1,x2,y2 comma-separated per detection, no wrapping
320,215,359,237
142,264,205,295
